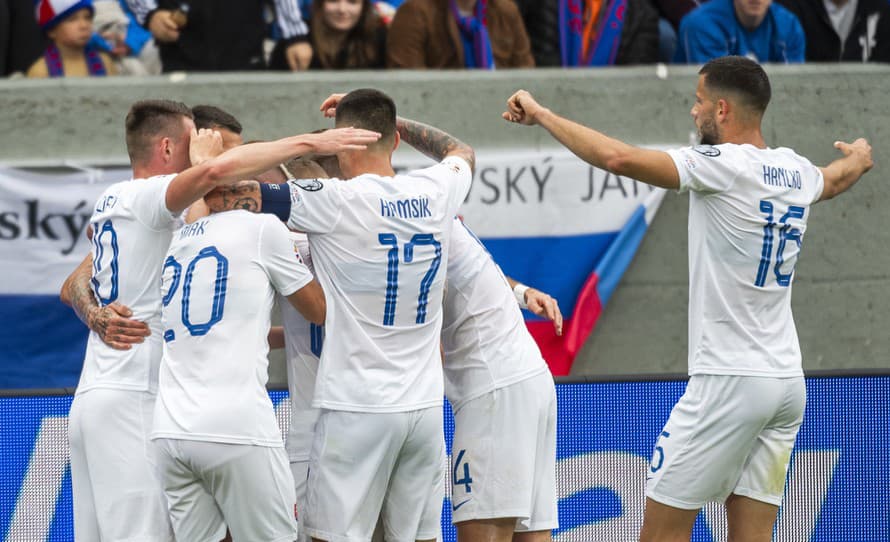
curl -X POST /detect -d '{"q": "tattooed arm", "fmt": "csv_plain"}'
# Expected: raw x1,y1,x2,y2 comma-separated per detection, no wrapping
203,180,263,214
396,117,475,172
60,254,151,350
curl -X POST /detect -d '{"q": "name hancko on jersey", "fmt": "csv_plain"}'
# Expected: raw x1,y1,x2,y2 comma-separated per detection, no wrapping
379,197,432,219
762,165,802,190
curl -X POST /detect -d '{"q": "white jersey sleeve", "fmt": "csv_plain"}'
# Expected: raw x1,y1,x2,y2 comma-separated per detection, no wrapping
415,156,473,209
668,145,741,194
285,178,345,234
258,215,314,296
124,174,179,230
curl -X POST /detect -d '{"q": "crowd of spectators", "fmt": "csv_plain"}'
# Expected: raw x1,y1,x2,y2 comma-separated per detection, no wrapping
2,0,888,78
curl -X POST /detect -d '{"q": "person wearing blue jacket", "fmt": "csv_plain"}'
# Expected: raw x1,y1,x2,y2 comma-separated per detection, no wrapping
674,0,806,63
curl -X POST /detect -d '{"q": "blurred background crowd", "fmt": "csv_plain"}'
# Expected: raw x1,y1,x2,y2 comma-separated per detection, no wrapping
2,0,888,79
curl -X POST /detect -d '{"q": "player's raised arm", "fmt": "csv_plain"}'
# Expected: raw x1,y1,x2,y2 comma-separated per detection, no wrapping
165,127,380,215
817,138,873,202
395,117,476,173
320,92,476,171
503,89,680,190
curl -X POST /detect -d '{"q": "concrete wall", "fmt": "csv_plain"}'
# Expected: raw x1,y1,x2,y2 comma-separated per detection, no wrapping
2,65,887,379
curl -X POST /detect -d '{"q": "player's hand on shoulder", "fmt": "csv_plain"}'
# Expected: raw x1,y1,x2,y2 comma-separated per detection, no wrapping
305,127,382,155
189,128,224,167
503,89,545,126
525,287,563,336
87,302,151,351
834,138,873,173
319,93,347,118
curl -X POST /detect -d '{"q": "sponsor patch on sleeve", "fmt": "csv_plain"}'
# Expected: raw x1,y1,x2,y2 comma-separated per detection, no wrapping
693,145,721,157
292,178,324,192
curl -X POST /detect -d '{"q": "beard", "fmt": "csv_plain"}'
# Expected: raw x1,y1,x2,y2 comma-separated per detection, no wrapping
697,117,719,145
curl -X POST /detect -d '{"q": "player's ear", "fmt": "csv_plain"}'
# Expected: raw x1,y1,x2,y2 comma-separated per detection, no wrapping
160,137,173,161
716,98,730,122
391,130,400,153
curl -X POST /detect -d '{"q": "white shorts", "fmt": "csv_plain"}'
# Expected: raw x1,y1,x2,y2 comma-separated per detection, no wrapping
68,388,173,542
450,371,558,532
155,438,298,542
291,460,311,542
304,407,445,542
646,375,806,509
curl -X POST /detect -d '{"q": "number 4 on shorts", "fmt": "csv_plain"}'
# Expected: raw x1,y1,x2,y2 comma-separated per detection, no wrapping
452,449,473,493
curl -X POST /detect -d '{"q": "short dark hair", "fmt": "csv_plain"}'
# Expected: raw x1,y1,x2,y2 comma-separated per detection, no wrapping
335,88,396,146
699,56,771,116
125,99,193,164
191,104,243,134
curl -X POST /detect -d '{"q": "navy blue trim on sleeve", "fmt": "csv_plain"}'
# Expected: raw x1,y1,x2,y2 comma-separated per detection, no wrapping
260,183,292,222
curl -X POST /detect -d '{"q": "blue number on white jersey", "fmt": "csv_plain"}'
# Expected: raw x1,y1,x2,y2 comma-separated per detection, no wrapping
376,233,442,326
163,245,229,340
90,219,120,305
755,201,806,287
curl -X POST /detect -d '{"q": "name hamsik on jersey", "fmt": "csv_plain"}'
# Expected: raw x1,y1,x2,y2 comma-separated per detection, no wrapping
283,156,472,413
667,143,824,377
153,211,314,445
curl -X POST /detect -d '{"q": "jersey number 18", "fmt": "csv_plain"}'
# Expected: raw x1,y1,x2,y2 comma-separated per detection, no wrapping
755,200,805,288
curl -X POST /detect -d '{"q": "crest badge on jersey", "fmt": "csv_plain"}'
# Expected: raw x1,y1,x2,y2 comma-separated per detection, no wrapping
693,145,721,157
291,178,323,192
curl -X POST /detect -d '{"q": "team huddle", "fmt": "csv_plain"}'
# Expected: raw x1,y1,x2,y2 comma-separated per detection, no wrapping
61,56,872,542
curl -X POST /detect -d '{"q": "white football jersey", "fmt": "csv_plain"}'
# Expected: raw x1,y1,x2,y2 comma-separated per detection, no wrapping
442,218,548,409
153,211,314,446
285,156,472,412
279,232,321,462
77,175,178,395
668,144,824,377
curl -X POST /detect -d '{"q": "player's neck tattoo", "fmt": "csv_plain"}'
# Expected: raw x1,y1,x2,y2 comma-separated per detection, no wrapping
205,181,262,214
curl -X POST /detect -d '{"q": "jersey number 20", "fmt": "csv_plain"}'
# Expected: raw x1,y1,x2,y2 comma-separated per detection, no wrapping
162,246,228,340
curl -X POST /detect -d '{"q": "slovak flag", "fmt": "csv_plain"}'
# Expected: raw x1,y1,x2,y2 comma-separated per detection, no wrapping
520,189,664,375
462,149,668,376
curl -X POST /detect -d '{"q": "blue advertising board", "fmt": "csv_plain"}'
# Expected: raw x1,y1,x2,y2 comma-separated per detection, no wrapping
1,377,887,541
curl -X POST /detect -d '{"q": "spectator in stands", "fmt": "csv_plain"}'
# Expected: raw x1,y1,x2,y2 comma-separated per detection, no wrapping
92,0,160,74
512,0,660,66
387,0,534,69
674,0,806,63
652,0,700,29
1,0,46,76
650,0,699,62
27,0,117,78
308,0,387,69
779,0,890,62
127,0,311,71
192,104,244,150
